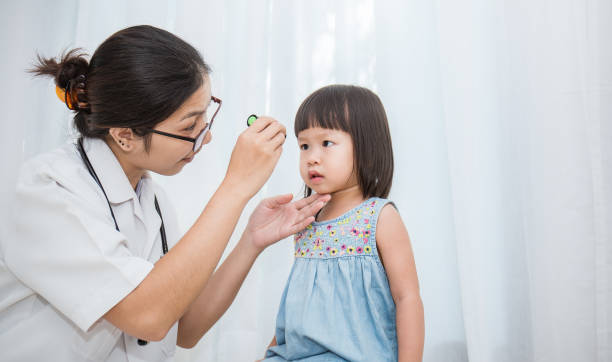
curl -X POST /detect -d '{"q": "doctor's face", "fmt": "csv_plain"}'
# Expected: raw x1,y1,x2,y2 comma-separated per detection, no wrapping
141,76,214,176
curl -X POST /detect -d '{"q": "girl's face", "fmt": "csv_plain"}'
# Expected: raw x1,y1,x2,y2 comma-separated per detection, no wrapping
131,76,213,176
297,126,358,195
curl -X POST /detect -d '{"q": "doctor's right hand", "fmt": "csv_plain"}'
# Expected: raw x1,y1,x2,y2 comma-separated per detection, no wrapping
224,116,286,199
244,193,330,253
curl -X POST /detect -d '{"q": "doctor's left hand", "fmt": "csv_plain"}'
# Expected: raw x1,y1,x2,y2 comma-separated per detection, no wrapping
245,193,330,252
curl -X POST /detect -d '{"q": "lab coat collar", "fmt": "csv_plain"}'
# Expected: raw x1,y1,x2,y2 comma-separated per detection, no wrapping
81,138,162,253
137,175,163,258
81,137,139,205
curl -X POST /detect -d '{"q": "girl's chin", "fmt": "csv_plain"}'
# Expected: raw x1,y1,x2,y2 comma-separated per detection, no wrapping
307,185,329,195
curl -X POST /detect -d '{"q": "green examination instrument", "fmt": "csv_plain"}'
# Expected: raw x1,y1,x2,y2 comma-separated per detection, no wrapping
247,114,258,127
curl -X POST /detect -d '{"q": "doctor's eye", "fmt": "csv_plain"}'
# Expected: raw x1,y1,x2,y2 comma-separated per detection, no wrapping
183,122,196,132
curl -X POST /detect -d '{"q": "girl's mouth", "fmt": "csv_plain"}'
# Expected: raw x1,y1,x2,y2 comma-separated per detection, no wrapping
309,171,324,183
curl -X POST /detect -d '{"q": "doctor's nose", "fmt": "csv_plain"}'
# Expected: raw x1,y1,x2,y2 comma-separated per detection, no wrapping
203,131,212,145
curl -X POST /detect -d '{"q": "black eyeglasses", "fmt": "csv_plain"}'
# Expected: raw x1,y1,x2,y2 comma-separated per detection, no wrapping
149,96,222,152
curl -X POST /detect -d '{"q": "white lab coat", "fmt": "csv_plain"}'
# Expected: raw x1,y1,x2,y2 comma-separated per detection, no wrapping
0,137,181,361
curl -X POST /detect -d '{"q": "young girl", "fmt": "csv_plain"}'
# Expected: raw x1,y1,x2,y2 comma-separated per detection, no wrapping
262,85,424,361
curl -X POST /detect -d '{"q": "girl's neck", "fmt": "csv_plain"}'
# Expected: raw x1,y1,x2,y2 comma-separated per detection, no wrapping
316,184,366,222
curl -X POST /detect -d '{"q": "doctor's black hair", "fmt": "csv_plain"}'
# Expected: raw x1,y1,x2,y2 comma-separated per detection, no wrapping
30,25,210,148
294,85,394,199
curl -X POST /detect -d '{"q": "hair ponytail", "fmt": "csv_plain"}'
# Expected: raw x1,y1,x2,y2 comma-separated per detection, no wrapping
30,48,89,90
28,25,210,144
30,49,93,135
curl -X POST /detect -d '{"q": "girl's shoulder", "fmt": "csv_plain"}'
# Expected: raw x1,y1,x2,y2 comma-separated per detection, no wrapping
375,198,411,254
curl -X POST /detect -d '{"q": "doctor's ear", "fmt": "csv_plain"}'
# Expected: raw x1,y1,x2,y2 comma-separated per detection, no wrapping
108,128,136,152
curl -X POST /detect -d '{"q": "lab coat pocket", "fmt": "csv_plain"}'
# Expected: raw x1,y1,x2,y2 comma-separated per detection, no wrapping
72,318,122,361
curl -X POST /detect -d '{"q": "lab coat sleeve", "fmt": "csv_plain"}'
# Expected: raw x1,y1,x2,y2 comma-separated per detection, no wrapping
5,163,154,333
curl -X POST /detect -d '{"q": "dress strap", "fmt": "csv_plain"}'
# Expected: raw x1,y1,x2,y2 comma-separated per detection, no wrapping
367,198,396,238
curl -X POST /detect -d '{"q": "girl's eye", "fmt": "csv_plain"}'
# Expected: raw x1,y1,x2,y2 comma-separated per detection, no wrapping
323,140,334,147
300,144,309,150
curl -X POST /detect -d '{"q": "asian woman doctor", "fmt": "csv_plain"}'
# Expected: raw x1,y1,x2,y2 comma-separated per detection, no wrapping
0,25,329,361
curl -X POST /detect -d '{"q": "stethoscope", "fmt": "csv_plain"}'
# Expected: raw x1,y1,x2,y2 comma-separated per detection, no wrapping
77,138,167,346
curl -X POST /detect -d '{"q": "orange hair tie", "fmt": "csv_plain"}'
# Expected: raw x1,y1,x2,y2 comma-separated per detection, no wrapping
55,84,76,110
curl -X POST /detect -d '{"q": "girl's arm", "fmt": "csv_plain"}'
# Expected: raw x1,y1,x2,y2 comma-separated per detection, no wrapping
177,194,328,348
268,336,277,348
377,204,424,362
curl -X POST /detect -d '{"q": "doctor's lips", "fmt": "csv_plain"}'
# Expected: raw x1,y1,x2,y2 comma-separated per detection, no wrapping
183,148,202,163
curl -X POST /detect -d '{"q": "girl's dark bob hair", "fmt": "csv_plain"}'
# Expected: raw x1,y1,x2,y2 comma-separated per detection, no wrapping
30,25,210,149
294,84,394,199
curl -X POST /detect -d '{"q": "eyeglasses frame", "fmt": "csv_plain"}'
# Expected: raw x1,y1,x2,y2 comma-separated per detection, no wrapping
148,95,222,152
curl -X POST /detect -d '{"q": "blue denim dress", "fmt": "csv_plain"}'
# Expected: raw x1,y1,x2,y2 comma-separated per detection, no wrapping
265,197,397,362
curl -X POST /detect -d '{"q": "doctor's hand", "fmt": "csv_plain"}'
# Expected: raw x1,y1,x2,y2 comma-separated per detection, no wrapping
245,193,330,253
224,117,286,199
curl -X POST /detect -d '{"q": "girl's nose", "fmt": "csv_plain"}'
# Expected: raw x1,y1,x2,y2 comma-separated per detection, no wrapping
307,153,319,166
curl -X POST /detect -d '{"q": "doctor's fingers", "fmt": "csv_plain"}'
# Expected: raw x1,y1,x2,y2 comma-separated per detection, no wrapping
258,120,286,141
294,193,331,211
269,131,286,151
287,216,317,236
296,198,327,220
248,116,276,132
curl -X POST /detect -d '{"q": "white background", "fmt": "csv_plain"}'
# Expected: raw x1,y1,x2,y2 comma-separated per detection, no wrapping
1,1,610,361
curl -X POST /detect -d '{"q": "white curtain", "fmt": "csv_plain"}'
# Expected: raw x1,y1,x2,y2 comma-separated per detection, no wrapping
1,1,610,361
